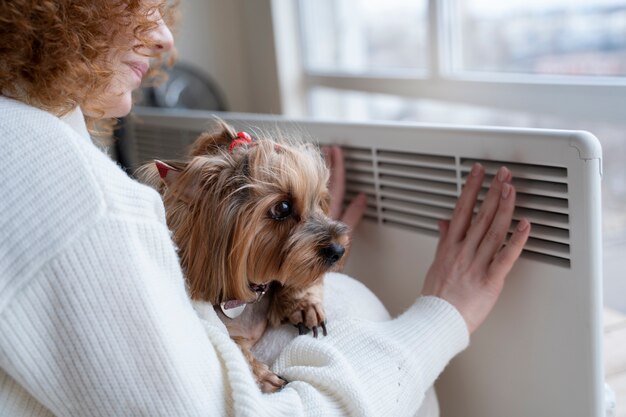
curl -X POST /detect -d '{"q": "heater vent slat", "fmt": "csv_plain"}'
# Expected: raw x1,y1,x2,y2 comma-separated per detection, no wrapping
346,183,377,197
461,159,567,183
379,175,458,196
380,187,458,209
477,191,569,215
513,222,570,245
381,209,440,232
345,160,375,173
378,164,457,184
381,198,454,220
345,171,376,185
492,176,568,198
377,150,456,170
523,237,570,260
342,147,372,162
509,193,568,214
465,173,569,199
513,207,569,229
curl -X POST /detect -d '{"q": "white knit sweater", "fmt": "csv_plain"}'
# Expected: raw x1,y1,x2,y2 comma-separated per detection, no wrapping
0,96,469,417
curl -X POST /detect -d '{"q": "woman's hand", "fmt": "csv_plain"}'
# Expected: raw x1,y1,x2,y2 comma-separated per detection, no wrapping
322,145,367,231
421,163,531,334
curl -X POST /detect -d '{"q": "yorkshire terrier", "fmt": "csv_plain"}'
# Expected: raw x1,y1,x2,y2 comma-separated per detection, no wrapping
139,120,349,392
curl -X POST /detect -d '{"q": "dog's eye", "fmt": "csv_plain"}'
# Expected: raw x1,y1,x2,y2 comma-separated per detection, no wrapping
269,200,292,220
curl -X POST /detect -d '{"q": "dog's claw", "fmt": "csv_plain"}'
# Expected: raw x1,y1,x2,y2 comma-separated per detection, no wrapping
296,323,309,335
294,321,328,337
278,375,289,384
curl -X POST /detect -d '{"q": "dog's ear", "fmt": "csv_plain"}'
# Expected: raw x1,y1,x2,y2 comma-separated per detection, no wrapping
154,160,181,187
136,159,188,196
136,159,175,191
189,119,238,157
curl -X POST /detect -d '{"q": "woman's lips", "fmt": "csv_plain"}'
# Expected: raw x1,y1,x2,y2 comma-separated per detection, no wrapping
126,61,149,83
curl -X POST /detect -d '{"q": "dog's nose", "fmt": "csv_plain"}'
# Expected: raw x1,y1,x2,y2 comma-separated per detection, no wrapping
320,243,345,265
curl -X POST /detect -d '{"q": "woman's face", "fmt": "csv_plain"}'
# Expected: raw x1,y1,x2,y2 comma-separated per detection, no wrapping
90,8,174,118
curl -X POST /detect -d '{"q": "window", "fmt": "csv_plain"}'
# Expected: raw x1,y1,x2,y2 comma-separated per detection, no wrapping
299,0,429,73
455,0,626,77
272,0,626,309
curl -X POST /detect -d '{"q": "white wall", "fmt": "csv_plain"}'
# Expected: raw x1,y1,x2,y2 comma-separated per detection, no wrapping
174,0,282,114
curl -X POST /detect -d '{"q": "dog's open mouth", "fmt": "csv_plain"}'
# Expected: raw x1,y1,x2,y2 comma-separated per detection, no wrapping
249,282,269,301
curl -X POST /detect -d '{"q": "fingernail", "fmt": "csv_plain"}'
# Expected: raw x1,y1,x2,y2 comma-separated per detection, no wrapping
501,183,511,199
471,163,482,176
517,218,530,231
498,167,508,182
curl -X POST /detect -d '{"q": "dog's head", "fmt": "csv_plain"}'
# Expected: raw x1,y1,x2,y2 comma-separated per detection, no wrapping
140,120,349,304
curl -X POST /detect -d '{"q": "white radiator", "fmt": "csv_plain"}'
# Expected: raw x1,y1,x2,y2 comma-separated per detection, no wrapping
124,107,604,417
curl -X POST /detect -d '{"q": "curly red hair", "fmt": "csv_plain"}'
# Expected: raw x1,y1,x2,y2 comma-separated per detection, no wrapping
0,0,177,130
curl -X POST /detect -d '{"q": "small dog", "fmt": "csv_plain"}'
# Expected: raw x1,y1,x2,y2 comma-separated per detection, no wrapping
140,120,349,392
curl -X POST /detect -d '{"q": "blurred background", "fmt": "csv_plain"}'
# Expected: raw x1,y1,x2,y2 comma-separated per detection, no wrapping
158,0,626,313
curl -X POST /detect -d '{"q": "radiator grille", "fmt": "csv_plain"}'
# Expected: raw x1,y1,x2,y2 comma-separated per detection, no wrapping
343,151,570,267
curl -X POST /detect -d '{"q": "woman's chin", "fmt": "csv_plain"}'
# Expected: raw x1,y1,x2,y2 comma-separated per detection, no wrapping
95,92,133,119
108,95,133,118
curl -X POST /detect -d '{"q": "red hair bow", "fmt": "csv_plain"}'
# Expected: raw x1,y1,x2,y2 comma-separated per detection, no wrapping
229,131,253,153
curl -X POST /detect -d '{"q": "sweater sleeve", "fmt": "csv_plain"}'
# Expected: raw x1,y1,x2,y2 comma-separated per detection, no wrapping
0,211,467,417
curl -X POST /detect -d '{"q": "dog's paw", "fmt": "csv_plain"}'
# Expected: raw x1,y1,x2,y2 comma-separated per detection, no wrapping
253,360,288,393
268,282,328,337
287,298,327,338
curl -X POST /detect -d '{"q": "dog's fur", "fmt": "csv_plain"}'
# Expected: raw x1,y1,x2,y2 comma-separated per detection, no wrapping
139,120,349,392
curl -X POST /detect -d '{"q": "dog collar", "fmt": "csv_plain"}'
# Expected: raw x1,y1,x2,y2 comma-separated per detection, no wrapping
219,282,269,319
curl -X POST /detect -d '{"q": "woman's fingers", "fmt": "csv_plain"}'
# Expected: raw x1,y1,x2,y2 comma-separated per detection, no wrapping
447,163,485,242
323,145,345,220
488,218,531,280
341,193,367,232
435,219,450,254
474,182,518,267
322,145,331,168
464,166,511,255
438,219,450,240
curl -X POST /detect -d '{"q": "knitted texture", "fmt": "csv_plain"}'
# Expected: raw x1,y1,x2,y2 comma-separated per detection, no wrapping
0,96,469,417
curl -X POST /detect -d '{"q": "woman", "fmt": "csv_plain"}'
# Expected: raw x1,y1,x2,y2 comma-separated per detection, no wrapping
0,1,530,416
